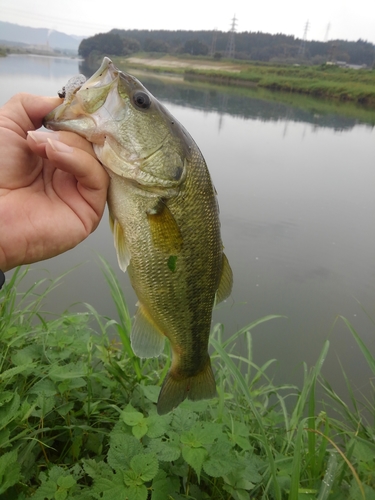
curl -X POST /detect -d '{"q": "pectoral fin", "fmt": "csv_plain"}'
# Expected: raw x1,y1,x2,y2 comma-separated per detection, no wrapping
109,212,131,272
146,199,183,255
215,253,233,304
131,303,165,358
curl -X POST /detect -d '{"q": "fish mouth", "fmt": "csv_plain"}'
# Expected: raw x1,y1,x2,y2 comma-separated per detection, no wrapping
43,57,125,139
84,56,119,88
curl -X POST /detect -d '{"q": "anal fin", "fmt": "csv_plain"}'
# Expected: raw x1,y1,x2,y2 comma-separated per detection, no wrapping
131,303,165,358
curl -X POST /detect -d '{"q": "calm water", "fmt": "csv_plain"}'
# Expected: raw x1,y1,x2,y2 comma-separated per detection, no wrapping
1,55,375,405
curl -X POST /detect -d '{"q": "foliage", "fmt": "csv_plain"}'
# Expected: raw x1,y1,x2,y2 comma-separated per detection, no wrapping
143,38,170,53
0,265,374,498
78,33,138,59
182,39,209,56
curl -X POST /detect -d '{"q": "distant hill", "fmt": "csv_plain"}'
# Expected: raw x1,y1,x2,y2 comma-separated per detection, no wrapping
0,21,85,53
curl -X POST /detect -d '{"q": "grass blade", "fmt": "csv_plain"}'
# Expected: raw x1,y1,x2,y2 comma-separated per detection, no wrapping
340,316,375,375
220,314,286,350
317,452,338,500
288,418,307,500
99,257,141,380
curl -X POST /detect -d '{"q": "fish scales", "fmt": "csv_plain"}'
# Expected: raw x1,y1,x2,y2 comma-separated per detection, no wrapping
43,57,233,414
111,142,221,375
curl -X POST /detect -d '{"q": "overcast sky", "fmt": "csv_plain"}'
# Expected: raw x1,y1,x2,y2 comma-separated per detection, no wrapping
1,0,374,44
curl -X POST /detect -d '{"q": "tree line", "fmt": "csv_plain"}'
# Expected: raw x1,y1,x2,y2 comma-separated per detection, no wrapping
78,29,375,66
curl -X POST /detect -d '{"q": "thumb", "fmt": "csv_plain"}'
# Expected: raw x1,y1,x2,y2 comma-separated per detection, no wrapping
3,93,62,134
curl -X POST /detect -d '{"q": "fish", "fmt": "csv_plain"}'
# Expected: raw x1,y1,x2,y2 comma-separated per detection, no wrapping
44,57,233,414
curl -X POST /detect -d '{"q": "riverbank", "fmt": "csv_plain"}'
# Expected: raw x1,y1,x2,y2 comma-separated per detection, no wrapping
113,54,375,107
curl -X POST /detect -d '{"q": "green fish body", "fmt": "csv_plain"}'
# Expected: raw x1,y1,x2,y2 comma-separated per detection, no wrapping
44,57,233,414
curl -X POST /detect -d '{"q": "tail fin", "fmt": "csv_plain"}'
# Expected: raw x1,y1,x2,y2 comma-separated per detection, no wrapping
157,357,217,415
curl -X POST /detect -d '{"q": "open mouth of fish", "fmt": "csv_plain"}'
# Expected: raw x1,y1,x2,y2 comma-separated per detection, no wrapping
44,58,132,144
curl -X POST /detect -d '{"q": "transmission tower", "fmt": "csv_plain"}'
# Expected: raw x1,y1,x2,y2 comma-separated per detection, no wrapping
298,20,309,59
226,15,237,59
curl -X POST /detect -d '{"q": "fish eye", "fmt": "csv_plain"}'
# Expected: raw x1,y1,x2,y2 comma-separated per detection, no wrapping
133,91,151,109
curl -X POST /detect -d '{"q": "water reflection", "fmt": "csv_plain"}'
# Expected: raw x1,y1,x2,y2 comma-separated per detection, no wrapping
1,55,375,408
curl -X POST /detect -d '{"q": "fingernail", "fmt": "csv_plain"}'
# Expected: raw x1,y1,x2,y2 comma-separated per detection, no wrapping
28,130,60,143
47,138,74,154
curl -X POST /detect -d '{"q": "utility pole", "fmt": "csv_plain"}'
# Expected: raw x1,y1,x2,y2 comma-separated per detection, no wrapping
298,20,309,60
226,14,237,59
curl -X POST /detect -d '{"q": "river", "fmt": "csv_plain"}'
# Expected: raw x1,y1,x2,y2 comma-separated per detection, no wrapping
1,54,375,408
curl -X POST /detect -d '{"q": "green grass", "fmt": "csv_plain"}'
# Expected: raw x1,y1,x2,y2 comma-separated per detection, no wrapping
185,64,375,106
0,264,374,499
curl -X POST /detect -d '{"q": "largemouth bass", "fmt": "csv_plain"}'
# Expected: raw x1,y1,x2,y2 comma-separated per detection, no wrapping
44,57,233,414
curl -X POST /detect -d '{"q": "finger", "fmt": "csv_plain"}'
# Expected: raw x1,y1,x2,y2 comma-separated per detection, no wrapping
21,94,63,128
45,138,109,218
1,94,62,135
27,130,61,159
27,130,98,158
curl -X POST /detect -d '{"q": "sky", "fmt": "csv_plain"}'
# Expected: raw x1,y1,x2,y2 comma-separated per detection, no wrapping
1,0,374,44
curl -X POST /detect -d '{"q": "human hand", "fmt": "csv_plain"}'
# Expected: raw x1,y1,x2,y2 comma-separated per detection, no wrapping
0,93,109,272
